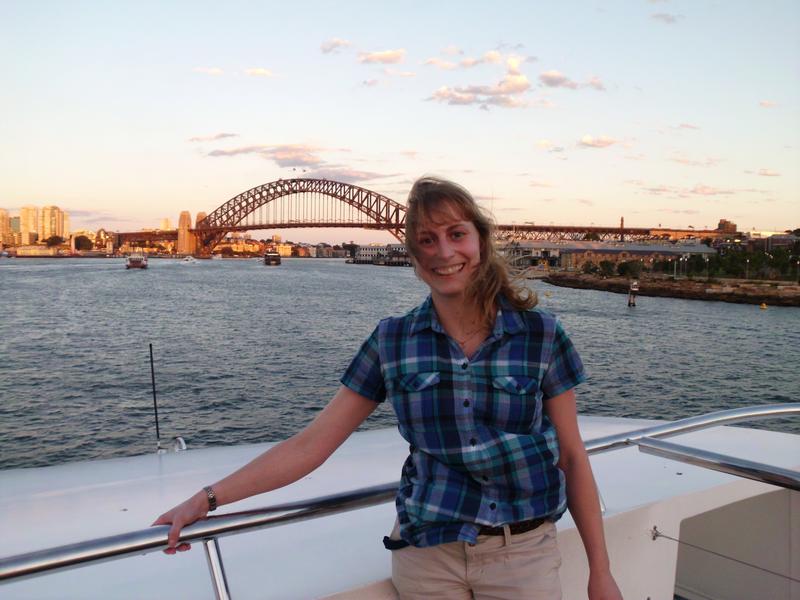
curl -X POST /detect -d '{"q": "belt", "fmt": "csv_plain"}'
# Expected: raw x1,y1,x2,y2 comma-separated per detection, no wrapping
478,517,546,536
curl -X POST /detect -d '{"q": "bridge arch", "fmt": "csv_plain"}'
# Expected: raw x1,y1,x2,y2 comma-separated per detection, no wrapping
194,178,407,254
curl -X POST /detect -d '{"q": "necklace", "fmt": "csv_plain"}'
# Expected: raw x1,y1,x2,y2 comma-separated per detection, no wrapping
455,327,484,347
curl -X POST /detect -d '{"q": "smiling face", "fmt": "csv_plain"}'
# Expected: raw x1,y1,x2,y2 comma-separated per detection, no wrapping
412,202,482,301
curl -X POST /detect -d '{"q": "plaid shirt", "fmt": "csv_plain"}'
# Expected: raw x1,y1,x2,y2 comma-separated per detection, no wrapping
340,295,586,548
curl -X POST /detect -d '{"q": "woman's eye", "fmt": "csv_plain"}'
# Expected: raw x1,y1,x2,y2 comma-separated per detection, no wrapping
419,237,433,246
451,231,465,240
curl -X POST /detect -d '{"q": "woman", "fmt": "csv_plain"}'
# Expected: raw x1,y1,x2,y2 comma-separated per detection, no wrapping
154,177,622,600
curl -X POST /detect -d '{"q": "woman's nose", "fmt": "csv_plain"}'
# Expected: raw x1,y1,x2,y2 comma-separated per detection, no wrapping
435,238,455,258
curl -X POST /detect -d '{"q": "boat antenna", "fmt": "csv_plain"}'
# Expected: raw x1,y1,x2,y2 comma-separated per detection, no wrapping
149,343,162,451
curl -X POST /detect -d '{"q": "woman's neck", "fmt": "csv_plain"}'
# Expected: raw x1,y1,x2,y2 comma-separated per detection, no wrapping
431,293,485,340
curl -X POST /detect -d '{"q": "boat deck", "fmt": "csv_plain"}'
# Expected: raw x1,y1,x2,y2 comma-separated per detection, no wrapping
1,417,798,599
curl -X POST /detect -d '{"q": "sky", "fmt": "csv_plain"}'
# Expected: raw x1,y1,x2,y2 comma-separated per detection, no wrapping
1,1,798,245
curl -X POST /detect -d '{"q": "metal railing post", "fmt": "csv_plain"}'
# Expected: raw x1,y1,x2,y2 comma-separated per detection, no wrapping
203,538,231,600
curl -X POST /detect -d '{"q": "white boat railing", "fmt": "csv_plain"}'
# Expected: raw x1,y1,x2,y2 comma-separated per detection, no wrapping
1,402,798,600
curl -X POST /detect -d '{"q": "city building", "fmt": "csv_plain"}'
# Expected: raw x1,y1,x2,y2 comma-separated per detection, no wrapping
20,206,38,244
38,205,69,241
0,209,11,245
505,240,715,271
160,218,172,230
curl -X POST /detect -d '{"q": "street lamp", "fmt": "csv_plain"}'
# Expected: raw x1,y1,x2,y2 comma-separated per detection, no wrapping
746,258,750,280
704,256,709,280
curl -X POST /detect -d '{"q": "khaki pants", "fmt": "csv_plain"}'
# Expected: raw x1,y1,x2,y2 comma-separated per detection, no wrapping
391,521,562,600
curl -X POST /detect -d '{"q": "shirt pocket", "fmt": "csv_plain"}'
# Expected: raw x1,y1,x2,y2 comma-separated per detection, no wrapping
388,371,446,435
483,374,541,433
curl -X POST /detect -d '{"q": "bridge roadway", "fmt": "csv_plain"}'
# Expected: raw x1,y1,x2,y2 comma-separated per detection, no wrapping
116,222,717,247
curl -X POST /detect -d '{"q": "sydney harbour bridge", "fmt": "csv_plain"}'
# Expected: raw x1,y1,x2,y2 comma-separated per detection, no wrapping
115,179,714,254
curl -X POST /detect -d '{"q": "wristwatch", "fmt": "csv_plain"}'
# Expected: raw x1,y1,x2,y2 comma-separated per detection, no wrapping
203,486,218,511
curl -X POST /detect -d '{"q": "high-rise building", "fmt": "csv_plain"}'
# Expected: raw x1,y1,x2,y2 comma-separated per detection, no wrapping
39,206,66,241
0,209,11,245
20,206,38,244
10,216,20,233
160,218,172,230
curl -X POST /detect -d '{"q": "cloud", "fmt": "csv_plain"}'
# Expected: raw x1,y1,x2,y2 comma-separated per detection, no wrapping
483,50,502,64
536,139,553,149
321,38,351,54
188,133,238,143
303,167,397,183
400,150,418,159
757,169,781,177
460,57,483,68
442,45,462,56
193,67,223,76
530,180,553,188
245,67,273,77
577,199,594,206
652,13,682,24
539,70,578,89
358,49,406,64
759,100,777,108
424,57,457,70
689,184,733,196
361,79,379,87
208,144,325,167
579,135,617,148
459,73,531,96
586,76,606,91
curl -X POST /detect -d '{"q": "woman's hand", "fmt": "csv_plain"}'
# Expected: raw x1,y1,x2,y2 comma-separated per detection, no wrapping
151,490,209,554
588,569,623,600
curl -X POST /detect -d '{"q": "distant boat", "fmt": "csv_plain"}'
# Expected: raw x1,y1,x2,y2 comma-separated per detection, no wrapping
211,254,223,260
125,253,148,269
182,256,196,264
264,251,281,266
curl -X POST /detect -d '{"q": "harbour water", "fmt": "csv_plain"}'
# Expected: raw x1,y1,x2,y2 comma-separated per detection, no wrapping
1,257,798,470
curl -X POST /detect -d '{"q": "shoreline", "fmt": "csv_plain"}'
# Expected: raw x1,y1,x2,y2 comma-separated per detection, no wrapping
542,273,800,307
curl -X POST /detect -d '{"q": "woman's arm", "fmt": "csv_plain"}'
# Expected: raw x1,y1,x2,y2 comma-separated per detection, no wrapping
152,385,378,550
544,389,623,600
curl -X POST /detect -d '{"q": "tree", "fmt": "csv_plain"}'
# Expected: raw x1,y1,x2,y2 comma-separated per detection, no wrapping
599,260,616,278
617,260,642,278
74,235,92,251
45,236,65,247
582,261,599,275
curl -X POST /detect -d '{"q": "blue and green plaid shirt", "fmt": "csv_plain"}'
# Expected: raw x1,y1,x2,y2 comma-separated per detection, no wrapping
340,295,586,548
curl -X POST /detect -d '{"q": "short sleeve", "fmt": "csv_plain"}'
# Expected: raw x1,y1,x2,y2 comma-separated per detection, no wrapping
540,320,586,400
340,325,386,403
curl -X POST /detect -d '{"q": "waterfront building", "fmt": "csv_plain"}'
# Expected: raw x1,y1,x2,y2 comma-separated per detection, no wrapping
160,218,172,230
0,209,11,245
19,206,38,244
506,240,716,271
38,206,69,241
276,243,294,257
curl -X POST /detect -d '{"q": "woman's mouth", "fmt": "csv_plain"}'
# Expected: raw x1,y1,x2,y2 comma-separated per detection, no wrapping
432,263,464,276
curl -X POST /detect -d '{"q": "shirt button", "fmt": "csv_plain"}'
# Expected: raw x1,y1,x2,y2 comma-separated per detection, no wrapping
470,438,477,446
489,502,497,510
461,361,468,370
463,399,470,407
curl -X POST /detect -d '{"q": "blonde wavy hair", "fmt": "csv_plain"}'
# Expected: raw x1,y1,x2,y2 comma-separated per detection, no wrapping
405,176,537,327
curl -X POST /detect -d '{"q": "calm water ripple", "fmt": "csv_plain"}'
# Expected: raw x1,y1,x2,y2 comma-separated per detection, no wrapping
1,257,798,469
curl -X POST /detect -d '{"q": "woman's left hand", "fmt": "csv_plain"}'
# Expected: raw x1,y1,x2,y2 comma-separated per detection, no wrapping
588,569,623,600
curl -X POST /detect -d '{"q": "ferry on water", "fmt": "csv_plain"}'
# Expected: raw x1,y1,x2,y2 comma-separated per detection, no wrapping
124,253,148,269
0,404,797,599
264,251,281,266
